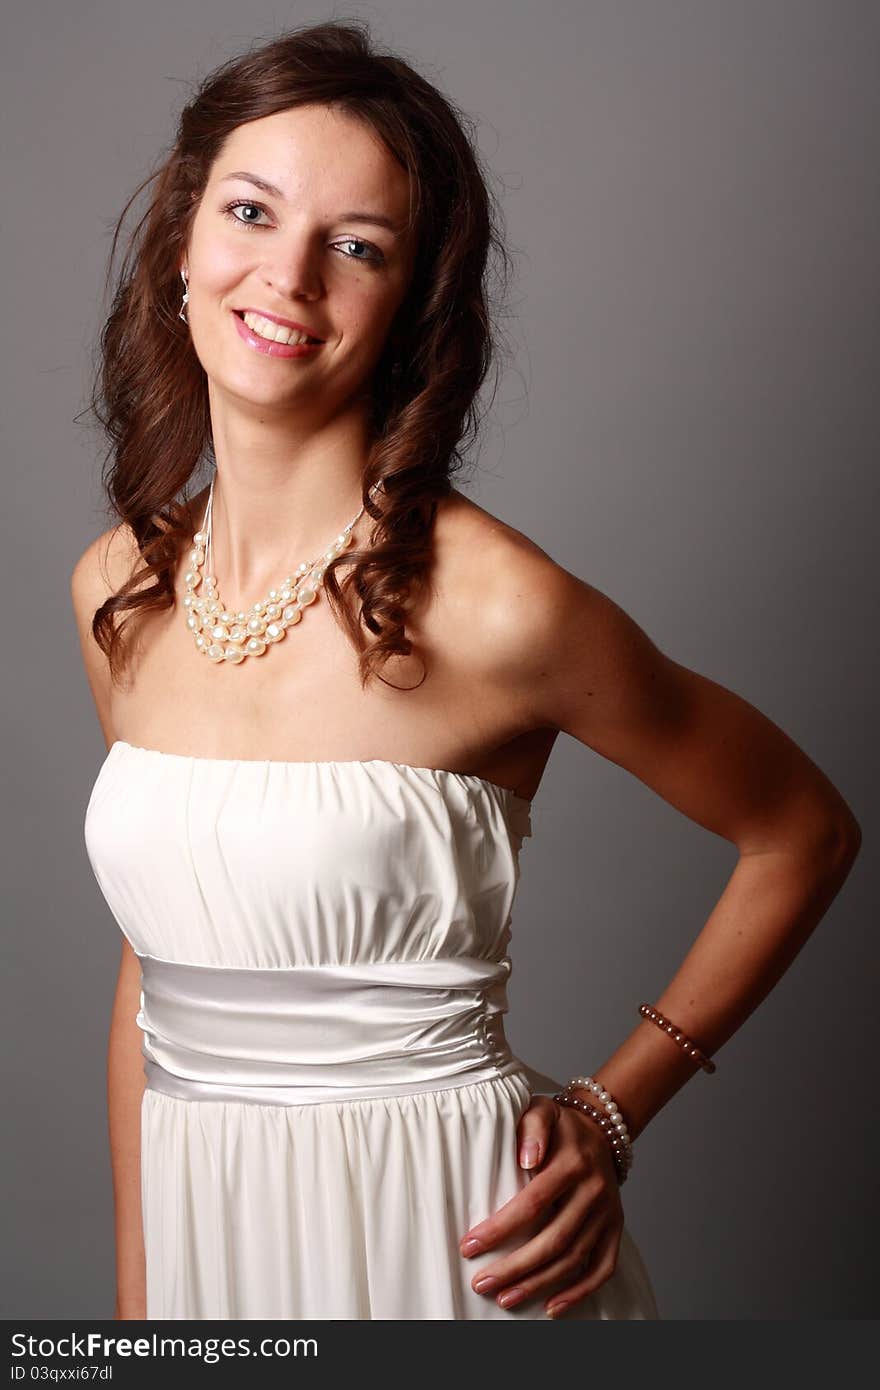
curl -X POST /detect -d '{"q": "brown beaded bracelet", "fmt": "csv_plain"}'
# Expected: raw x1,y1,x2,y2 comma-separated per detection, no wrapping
552,1090,631,1186
638,1003,716,1074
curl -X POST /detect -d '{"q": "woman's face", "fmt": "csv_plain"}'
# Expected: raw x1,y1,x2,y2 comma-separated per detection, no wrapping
182,104,418,415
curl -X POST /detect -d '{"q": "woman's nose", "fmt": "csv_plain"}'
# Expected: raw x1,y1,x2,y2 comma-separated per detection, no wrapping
260,242,323,300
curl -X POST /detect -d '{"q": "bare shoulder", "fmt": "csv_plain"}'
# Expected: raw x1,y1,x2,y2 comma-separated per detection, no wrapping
70,520,141,623
70,520,142,743
430,487,592,666
431,489,558,609
434,489,679,750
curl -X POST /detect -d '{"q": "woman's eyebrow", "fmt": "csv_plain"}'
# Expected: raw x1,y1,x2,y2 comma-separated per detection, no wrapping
219,171,403,235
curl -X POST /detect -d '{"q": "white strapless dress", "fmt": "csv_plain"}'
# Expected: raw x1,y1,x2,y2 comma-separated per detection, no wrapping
83,740,659,1320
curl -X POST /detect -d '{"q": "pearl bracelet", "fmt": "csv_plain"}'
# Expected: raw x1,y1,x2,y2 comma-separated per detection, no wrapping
638,1003,716,1073
550,1084,631,1184
550,1005,717,1187
553,1075,633,1185
565,1074,634,1166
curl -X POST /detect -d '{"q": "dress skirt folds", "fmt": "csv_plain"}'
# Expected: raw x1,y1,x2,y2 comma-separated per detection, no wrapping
83,741,660,1320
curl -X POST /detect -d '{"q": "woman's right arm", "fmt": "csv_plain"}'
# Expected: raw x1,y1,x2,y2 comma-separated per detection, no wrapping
71,524,147,1319
106,938,148,1318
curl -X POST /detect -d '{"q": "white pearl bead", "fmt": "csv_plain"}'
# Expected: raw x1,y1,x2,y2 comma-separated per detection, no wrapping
185,490,357,668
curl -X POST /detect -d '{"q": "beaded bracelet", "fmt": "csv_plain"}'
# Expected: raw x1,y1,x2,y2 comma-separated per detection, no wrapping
553,1089,628,1189
638,1003,716,1073
551,1003,717,1186
565,1074,633,1163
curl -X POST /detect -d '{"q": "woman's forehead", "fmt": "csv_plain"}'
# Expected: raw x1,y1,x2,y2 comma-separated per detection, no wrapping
215,107,410,204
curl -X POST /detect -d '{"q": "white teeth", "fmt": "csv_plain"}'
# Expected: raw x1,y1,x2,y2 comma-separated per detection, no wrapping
241,311,314,346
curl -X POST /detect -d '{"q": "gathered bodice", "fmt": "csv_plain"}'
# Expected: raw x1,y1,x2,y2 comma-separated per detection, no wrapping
83,740,534,971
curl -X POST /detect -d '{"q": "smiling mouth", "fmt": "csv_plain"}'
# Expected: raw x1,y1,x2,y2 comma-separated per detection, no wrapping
233,310,323,346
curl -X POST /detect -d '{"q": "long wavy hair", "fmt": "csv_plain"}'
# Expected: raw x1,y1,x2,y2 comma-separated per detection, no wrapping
86,18,515,690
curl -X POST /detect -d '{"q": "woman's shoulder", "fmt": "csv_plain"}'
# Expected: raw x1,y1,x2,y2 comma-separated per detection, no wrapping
70,518,142,614
429,488,576,673
435,487,559,574
69,519,143,742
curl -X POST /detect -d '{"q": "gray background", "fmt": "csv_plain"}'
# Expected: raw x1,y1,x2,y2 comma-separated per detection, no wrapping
2,0,876,1319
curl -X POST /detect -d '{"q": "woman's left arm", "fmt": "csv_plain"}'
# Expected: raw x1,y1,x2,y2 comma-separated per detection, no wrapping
458,551,862,1314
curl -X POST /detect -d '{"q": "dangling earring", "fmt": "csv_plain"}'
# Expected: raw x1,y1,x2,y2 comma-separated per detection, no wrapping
178,268,189,324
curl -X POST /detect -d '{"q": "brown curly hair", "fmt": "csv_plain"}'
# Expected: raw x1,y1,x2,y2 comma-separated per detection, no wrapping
86,18,516,690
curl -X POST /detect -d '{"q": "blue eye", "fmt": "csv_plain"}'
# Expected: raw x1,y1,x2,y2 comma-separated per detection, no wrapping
332,236,384,266
220,201,385,266
222,200,268,228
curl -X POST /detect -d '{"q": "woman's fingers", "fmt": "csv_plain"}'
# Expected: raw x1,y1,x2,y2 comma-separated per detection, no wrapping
516,1094,560,1170
460,1121,593,1258
460,1104,611,1258
468,1173,610,1304
544,1219,624,1318
474,1203,612,1312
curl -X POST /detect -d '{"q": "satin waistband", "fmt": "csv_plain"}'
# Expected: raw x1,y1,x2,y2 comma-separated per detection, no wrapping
136,953,528,1105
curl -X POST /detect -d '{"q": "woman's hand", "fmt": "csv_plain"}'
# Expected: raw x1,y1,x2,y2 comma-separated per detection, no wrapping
459,1094,624,1318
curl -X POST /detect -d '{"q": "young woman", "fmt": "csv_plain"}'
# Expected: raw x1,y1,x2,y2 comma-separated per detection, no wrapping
71,21,861,1321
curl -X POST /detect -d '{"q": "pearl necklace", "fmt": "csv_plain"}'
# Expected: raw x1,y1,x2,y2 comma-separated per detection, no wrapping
182,472,381,665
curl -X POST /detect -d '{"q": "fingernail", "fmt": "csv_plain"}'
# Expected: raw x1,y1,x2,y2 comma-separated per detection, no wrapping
519,1139,540,1169
460,1237,483,1256
473,1274,498,1293
498,1286,525,1308
547,1301,569,1318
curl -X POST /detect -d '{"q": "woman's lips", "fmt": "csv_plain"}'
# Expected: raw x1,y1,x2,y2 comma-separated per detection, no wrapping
232,310,325,358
